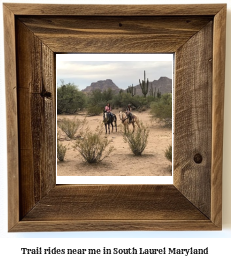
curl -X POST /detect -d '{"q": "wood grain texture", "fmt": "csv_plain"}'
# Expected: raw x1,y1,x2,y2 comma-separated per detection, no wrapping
11,220,218,232
22,185,207,221
211,5,226,228
174,22,213,218
16,20,56,218
12,185,219,232
3,3,226,16
18,16,213,53
3,4,19,231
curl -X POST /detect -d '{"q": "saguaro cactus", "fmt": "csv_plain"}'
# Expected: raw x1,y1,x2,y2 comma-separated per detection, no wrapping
157,88,161,99
139,70,149,98
150,86,161,99
127,84,136,96
149,86,156,97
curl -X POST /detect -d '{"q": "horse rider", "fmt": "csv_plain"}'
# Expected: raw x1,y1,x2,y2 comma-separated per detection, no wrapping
105,103,113,119
126,104,133,123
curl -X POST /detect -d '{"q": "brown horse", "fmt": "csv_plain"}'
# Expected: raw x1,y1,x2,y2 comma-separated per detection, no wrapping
119,111,140,132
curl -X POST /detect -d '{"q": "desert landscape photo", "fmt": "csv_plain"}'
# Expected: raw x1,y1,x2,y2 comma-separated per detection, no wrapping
56,54,173,177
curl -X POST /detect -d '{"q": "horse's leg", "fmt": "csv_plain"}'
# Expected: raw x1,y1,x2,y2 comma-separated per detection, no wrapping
132,122,135,132
123,123,127,133
115,117,117,132
126,122,129,133
136,119,140,128
105,123,107,134
108,123,110,134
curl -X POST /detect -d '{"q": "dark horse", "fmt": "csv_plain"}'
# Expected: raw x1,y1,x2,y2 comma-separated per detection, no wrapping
103,111,117,134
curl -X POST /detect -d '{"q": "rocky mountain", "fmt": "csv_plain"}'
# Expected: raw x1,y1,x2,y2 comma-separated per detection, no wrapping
82,79,121,94
81,77,172,96
133,77,172,96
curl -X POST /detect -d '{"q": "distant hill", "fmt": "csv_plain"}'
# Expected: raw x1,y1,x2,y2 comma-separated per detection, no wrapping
133,77,172,96
82,79,121,94
81,77,172,96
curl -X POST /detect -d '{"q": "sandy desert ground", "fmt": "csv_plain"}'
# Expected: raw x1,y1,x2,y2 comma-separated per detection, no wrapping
57,109,172,176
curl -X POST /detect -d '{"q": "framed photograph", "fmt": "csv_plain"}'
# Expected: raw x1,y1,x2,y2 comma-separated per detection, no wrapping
4,3,226,231
56,53,174,185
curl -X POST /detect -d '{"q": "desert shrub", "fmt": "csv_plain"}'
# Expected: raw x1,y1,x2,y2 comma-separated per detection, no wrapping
86,89,115,115
57,81,86,114
131,95,147,109
74,126,114,163
57,118,86,139
146,95,158,104
111,93,124,108
102,88,114,101
165,145,172,162
86,89,108,115
150,93,172,125
112,92,142,110
57,141,67,161
123,122,149,156
87,105,104,116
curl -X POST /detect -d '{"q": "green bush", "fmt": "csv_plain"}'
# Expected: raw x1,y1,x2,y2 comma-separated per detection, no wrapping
150,93,172,125
74,126,114,163
123,122,149,156
165,145,172,162
86,89,114,115
111,92,149,111
86,89,114,114
102,88,114,101
57,141,67,161
57,81,86,114
87,105,104,116
57,118,86,139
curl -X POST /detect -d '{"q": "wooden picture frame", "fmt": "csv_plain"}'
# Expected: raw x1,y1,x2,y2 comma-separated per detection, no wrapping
4,3,226,231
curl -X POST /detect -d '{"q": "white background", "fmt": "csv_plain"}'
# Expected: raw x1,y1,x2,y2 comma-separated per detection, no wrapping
0,0,231,260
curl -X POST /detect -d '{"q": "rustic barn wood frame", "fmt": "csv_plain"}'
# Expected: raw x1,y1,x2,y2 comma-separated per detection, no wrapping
4,3,226,232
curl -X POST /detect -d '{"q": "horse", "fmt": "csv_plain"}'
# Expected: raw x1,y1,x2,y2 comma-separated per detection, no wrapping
103,111,117,134
119,111,140,132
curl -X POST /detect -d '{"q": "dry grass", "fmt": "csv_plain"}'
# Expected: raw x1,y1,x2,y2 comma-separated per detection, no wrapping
165,144,172,162
57,141,67,161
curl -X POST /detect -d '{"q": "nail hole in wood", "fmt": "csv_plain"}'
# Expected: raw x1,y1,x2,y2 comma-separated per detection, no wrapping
194,153,203,164
40,91,52,99
119,23,122,27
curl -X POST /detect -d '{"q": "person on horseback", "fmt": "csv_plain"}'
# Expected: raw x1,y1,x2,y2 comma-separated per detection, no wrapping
105,103,111,112
105,103,113,119
126,104,133,123
103,103,117,134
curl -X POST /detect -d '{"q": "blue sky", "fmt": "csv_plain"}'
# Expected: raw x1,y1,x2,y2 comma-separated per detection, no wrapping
56,54,173,90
